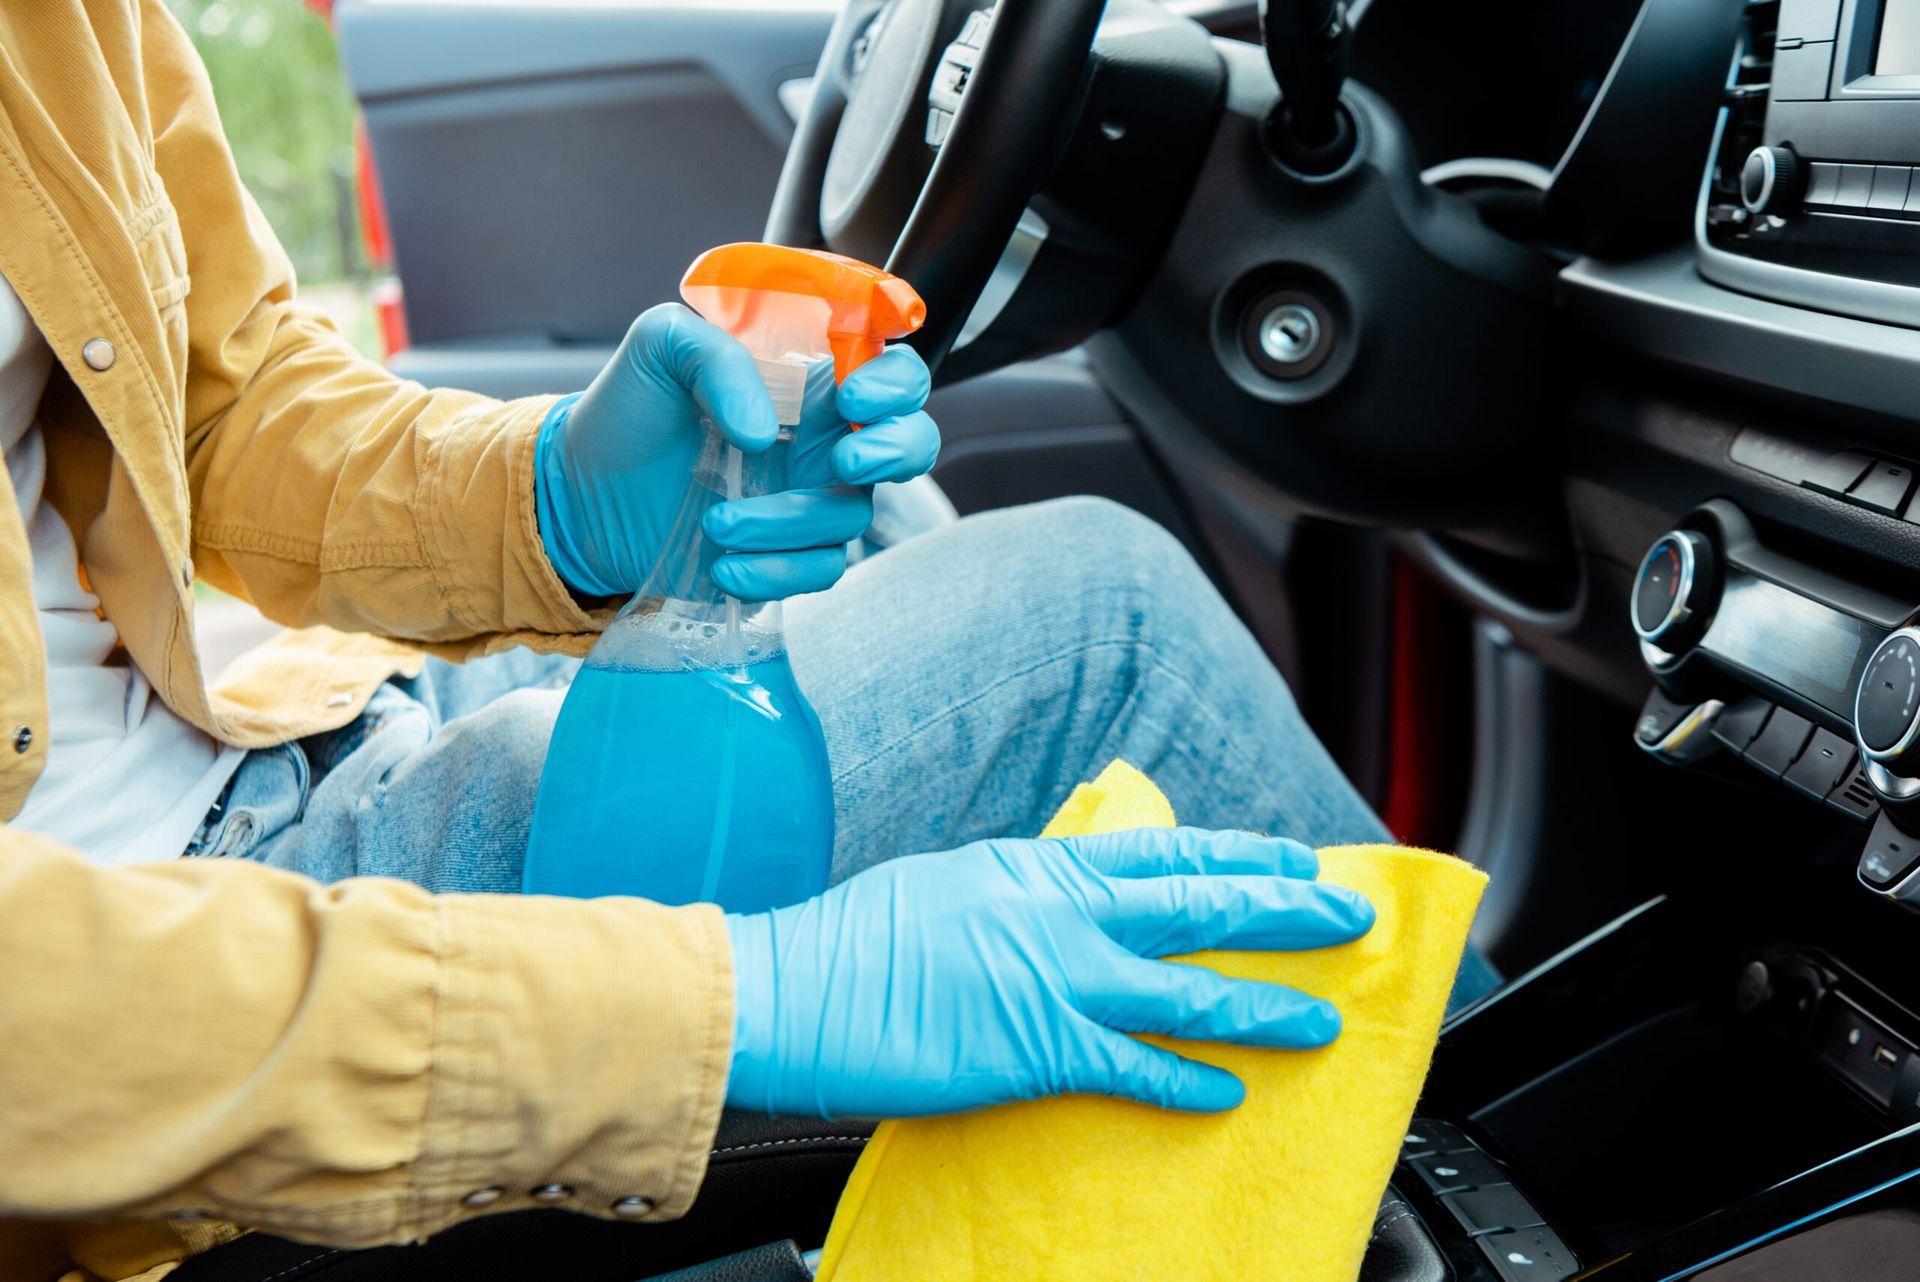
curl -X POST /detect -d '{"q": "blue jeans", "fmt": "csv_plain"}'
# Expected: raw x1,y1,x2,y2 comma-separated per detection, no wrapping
191,498,1497,1003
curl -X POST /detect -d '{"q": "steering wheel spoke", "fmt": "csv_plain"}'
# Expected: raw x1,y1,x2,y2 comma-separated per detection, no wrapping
767,0,1107,373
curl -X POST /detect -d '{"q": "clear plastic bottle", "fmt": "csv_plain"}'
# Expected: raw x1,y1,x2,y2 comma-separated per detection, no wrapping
522,245,925,911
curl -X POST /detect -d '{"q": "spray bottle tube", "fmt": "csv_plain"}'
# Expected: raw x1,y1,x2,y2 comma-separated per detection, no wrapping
523,246,925,911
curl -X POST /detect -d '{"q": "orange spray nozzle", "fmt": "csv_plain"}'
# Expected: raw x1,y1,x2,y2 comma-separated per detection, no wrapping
680,243,926,388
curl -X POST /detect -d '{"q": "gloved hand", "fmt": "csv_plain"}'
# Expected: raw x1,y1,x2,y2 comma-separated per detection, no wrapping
724,828,1375,1119
534,302,939,600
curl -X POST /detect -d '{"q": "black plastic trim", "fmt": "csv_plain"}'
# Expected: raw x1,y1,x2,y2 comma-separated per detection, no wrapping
1561,247,1920,427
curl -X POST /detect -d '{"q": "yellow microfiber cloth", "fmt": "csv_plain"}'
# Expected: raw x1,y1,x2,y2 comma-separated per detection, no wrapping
815,759,1488,1282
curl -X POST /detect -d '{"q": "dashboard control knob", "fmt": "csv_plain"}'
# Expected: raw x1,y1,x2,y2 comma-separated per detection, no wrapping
1741,146,1803,216
1856,630,1920,802
1631,530,1716,654
1733,959,1773,1015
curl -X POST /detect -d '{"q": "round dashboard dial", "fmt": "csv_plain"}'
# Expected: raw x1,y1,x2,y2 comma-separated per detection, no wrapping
1740,146,1803,216
1633,540,1684,635
1857,630,1920,759
1631,531,1711,649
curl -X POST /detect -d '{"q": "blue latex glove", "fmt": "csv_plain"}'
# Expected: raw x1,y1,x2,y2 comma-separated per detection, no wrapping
724,829,1376,1119
535,302,940,600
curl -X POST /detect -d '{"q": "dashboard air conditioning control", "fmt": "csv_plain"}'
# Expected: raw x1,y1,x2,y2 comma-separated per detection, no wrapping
1631,530,1716,655
1856,629,1920,807
1855,630,1920,895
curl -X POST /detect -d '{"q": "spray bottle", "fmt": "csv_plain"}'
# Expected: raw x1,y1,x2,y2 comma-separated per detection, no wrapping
522,244,926,911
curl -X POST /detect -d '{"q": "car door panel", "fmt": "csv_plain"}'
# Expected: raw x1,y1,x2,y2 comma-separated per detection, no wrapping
335,1,832,350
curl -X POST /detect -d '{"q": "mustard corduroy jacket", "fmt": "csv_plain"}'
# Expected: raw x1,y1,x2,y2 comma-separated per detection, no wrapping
0,3,732,1278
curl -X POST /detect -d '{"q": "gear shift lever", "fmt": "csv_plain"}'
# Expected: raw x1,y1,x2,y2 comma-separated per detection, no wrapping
1260,0,1356,173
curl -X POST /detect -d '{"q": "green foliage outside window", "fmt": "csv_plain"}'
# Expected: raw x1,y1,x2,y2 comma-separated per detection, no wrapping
166,0,362,287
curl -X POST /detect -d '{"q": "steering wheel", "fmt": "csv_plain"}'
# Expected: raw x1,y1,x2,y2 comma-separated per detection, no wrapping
764,0,1105,371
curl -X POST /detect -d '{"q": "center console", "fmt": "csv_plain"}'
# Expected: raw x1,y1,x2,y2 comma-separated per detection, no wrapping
1382,485,1920,1279
1396,875,1920,1280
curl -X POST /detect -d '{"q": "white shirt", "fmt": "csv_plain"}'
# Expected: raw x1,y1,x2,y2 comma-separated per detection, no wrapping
1,276,243,865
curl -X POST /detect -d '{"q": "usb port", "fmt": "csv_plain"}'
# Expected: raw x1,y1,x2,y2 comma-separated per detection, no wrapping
1822,999,1914,1110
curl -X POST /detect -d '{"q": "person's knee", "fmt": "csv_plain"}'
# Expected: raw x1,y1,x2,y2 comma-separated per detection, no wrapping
1020,495,1189,565
1002,497,1225,646
1013,497,1300,727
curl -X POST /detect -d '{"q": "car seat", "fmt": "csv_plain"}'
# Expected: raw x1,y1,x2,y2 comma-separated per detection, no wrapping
171,1107,1449,1282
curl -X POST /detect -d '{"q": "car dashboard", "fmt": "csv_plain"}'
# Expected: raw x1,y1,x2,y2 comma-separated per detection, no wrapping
1323,1,1920,1278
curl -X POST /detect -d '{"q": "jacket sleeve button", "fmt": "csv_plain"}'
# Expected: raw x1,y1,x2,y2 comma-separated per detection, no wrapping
530,1183,575,1204
81,339,116,372
610,1195,656,1219
459,1186,505,1209
11,725,31,754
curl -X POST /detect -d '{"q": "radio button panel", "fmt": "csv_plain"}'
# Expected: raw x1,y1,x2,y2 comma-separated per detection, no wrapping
1698,0,1920,326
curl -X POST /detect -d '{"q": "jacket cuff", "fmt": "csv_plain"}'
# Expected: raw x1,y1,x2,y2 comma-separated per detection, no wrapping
415,394,609,642
409,892,734,1238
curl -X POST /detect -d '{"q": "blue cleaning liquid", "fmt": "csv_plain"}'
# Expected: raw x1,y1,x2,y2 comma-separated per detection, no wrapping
523,652,835,911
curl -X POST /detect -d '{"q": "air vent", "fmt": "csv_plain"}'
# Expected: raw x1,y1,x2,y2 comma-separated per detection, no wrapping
1831,768,1882,822
1736,0,1779,89
1706,1,1778,223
